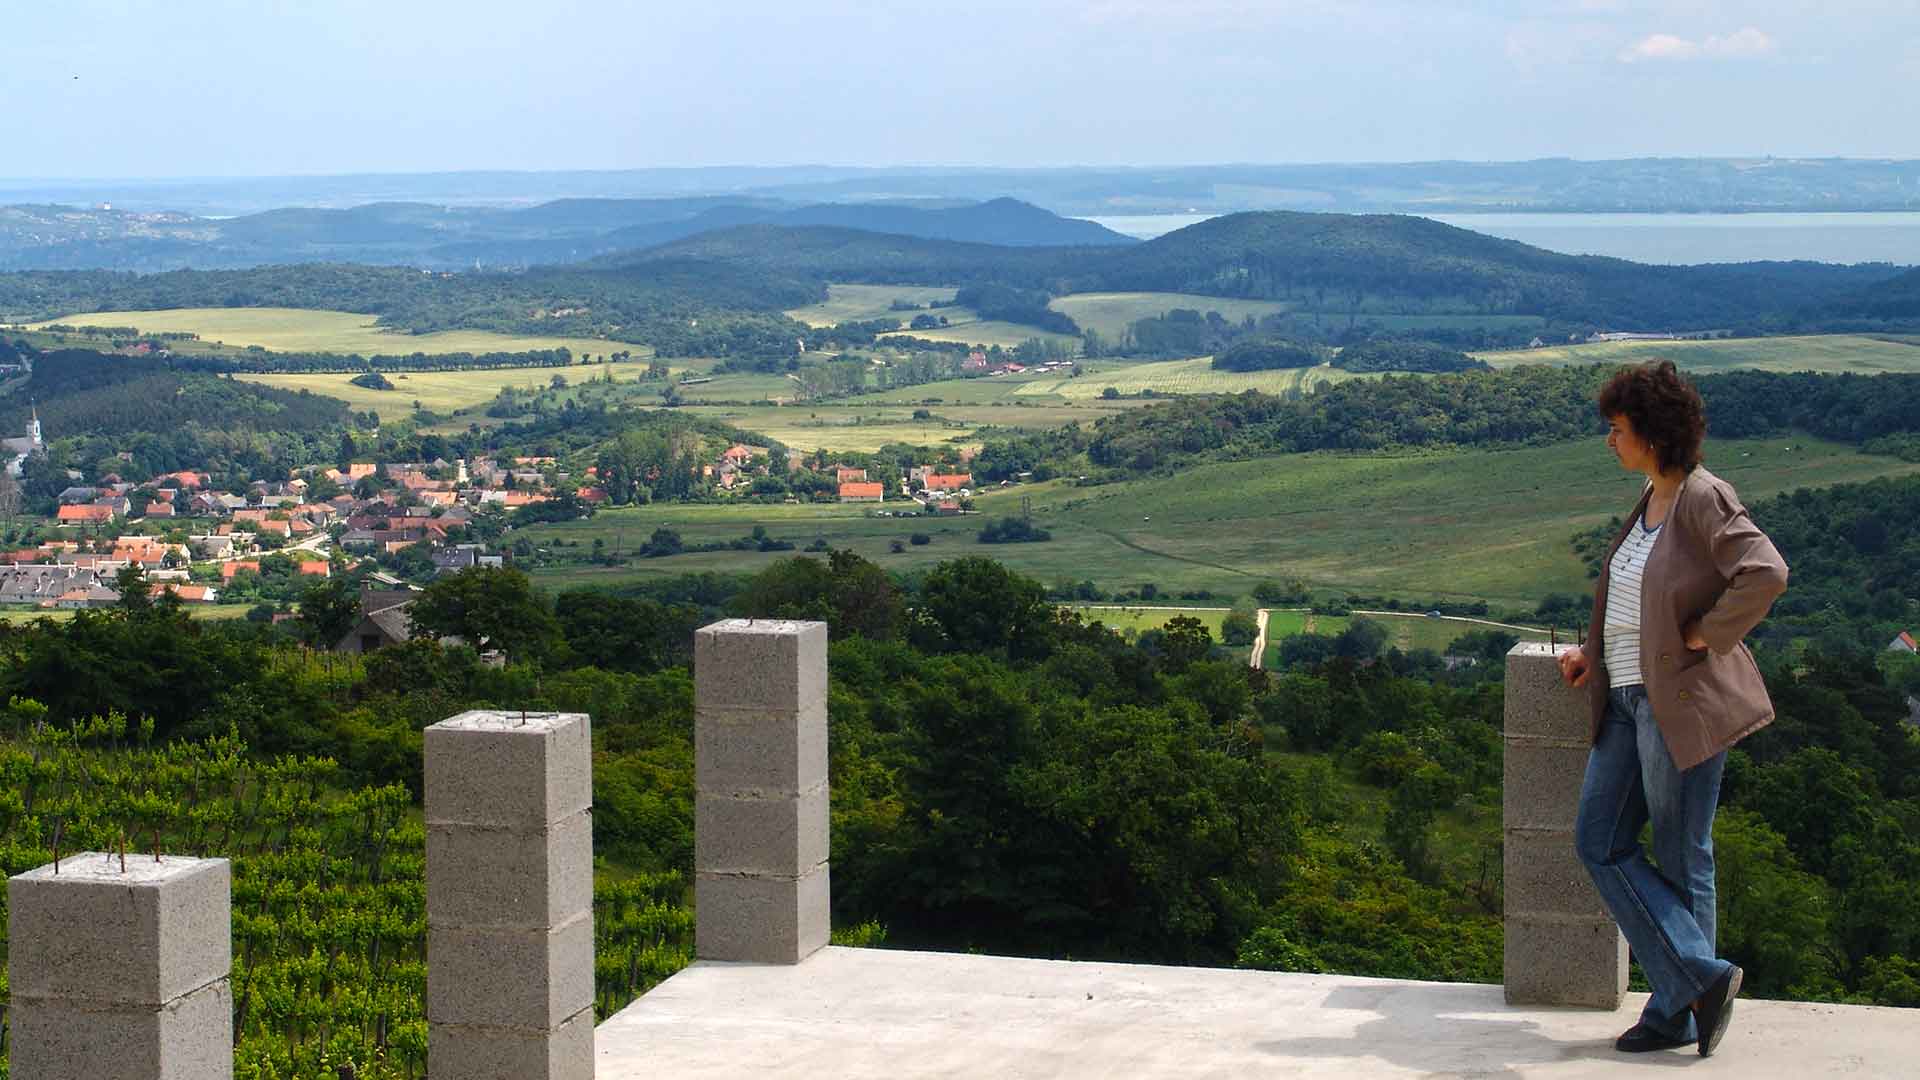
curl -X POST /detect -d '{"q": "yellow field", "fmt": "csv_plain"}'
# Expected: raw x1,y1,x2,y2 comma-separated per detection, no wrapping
785,284,963,328
1049,292,1294,341
1478,334,1920,374
880,321,1082,352
1019,358,1362,399
239,361,660,414
31,307,635,359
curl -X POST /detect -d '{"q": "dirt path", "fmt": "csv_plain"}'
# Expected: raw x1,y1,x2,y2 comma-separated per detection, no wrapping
1248,608,1271,670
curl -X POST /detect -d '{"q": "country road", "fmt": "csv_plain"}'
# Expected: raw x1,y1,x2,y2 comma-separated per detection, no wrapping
1248,608,1271,670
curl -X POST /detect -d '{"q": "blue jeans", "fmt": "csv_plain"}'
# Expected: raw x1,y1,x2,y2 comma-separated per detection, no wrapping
1574,685,1732,1038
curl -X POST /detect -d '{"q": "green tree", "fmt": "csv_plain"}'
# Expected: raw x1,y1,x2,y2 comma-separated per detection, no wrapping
912,557,1053,659
1221,611,1259,646
296,576,362,650
407,567,561,664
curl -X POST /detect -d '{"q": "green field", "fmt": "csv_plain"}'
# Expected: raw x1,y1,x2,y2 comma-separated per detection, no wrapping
1021,358,1363,399
1259,609,1550,663
880,320,1082,352
1067,604,1231,638
785,284,963,327
1048,292,1294,340
0,603,256,624
1478,334,1920,374
520,433,1920,608
31,307,632,359
239,360,662,414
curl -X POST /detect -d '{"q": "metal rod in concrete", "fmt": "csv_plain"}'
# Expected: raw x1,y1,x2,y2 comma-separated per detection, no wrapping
425,710,594,1079
693,618,830,964
7,853,233,1080
1503,642,1627,1007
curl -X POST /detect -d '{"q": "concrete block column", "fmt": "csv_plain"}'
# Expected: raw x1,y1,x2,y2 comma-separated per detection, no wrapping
694,619,830,963
7,854,233,1080
1503,642,1627,1007
426,710,594,1080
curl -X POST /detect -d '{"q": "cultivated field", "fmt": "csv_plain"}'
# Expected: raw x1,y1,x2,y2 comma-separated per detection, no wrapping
31,307,628,359
879,320,1082,352
1477,334,1920,374
1049,292,1293,340
239,361,661,414
785,284,963,327
519,433,1919,608
1022,358,1363,399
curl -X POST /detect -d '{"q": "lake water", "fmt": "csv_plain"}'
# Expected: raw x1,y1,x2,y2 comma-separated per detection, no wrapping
1080,212,1920,266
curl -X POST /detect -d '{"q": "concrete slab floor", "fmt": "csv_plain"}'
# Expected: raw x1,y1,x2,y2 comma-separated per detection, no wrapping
596,947,1918,1078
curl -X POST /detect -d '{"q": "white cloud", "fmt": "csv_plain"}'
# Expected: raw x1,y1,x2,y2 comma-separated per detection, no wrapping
1617,25,1776,61
1619,31,1699,60
1706,26,1777,56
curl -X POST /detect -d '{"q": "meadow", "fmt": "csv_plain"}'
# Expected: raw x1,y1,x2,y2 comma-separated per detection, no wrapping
1048,292,1294,339
519,434,1920,608
785,284,963,327
0,603,256,624
1476,333,1920,374
239,360,662,414
1023,357,1363,399
879,320,1082,351
30,306,628,359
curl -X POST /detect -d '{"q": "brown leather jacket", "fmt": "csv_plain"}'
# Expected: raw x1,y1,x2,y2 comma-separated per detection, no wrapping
1579,465,1789,770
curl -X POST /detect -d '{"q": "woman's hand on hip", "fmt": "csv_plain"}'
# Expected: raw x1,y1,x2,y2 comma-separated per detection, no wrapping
1558,648,1593,688
1681,619,1708,651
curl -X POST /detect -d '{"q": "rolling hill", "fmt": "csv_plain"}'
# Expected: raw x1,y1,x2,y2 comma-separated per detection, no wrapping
0,196,1126,271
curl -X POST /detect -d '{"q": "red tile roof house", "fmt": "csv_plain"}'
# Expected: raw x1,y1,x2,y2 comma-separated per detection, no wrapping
56,504,115,527
923,473,973,492
221,561,262,581
1892,631,1918,654
833,466,869,483
838,482,884,503
297,561,332,578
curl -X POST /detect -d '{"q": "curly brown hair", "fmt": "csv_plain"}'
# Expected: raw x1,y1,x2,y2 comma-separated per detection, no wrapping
1596,359,1706,474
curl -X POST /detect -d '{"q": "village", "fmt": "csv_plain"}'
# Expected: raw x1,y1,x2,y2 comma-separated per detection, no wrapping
0,418,995,640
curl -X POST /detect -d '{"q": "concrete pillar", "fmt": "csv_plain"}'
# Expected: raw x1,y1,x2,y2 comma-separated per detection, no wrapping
7,853,232,1080
693,619,830,964
425,710,594,1080
1503,642,1628,1007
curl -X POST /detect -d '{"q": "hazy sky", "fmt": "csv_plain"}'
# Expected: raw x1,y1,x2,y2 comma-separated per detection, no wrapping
5,0,1917,178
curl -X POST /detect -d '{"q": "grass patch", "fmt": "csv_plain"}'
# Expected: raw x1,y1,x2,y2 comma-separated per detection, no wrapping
1477,334,1920,375
30,307,629,359
0,603,257,624
1026,358,1363,399
1048,292,1293,340
785,284,963,328
880,320,1081,352
238,361,660,415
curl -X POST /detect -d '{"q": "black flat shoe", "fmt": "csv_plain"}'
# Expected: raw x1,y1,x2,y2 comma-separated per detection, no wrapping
1693,964,1743,1057
1614,1023,1691,1053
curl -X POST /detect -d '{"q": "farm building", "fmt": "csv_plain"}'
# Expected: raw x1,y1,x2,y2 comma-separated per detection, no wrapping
839,482,884,503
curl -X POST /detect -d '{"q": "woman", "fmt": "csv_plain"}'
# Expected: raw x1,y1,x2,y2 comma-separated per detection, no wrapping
1557,360,1787,1057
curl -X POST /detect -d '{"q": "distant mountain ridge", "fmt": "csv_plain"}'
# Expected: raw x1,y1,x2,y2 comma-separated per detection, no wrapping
0,196,1129,272
614,210,1905,330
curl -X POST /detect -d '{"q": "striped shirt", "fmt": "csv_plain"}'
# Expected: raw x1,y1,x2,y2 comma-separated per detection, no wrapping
1603,516,1663,688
